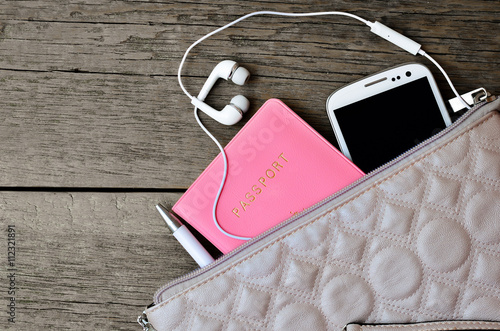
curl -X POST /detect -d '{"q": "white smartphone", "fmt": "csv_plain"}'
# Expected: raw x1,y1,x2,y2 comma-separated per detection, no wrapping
326,63,452,173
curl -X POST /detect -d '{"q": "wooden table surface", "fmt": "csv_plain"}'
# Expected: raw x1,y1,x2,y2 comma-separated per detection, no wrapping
1,0,498,329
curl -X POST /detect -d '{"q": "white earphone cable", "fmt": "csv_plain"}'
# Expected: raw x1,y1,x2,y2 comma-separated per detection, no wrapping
193,106,252,240
177,11,371,101
418,49,471,110
181,10,472,242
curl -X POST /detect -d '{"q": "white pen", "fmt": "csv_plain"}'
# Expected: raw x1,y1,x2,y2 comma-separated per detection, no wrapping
156,204,215,268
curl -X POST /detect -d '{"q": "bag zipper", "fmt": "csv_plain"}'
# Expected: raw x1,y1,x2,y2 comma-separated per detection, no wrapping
138,311,157,331
140,94,497,328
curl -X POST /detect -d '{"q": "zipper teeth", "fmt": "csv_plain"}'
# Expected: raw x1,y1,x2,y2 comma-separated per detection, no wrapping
153,100,490,304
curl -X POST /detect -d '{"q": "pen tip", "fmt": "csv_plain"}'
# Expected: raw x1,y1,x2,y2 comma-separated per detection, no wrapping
155,203,181,232
156,203,166,213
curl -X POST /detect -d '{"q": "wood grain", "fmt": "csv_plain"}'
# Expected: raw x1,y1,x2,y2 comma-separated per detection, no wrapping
1,192,198,329
0,0,498,187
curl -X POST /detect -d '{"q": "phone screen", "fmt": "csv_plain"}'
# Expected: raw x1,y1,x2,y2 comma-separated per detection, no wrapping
334,77,447,173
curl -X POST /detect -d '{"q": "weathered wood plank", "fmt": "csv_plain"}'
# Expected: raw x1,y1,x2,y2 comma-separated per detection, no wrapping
0,2,498,78
0,191,198,330
0,70,217,188
0,68,359,187
0,0,497,89
0,1,498,188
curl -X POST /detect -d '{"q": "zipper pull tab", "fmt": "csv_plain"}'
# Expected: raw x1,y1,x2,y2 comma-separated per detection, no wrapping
137,311,157,331
448,87,494,112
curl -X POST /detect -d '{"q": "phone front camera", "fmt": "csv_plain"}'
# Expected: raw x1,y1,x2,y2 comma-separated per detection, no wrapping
406,71,412,77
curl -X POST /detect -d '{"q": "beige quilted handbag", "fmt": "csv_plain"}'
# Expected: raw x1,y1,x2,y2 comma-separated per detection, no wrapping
141,98,500,331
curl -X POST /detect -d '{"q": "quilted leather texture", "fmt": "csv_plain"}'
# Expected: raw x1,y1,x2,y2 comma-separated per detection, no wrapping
148,103,500,331
344,320,500,331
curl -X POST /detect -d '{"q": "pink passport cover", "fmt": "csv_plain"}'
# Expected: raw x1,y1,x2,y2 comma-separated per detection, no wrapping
173,99,364,253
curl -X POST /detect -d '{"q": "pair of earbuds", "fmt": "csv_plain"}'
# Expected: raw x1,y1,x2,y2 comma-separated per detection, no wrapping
190,60,251,125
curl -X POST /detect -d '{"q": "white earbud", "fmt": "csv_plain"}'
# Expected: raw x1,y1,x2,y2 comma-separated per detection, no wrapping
191,60,251,125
